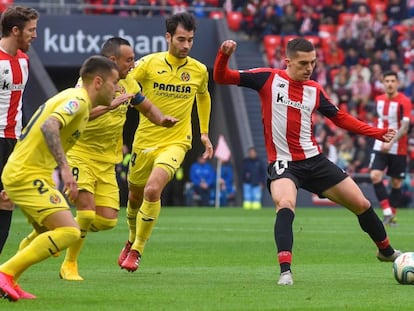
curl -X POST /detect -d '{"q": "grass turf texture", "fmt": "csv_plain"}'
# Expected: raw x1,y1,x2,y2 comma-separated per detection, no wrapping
1,206,412,310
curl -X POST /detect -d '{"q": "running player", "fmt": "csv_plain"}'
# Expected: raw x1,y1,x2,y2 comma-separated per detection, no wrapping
118,12,214,272
0,55,119,301
57,37,178,281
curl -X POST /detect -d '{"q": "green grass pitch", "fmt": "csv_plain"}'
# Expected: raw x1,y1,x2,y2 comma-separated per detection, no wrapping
1,206,413,310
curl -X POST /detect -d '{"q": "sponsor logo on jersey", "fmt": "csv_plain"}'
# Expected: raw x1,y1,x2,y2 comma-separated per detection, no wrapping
63,100,80,115
153,82,191,93
49,194,62,204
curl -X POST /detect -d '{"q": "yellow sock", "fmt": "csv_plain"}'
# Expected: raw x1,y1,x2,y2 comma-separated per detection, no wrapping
63,210,95,263
127,201,139,242
18,229,39,251
89,214,117,232
0,226,80,277
132,200,161,255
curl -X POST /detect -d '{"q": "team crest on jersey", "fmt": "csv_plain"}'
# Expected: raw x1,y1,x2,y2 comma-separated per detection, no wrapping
181,72,190,82
49,194,62,204
63,100,80,115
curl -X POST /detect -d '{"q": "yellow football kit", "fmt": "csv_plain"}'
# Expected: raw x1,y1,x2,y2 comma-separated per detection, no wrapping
1,88,92,225
128,52,211,185
67,75,142,209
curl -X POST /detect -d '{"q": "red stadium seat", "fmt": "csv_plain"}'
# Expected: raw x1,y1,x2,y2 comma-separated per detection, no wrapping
305,35,321,47
338,12,354,25
226,11,243,32
209,11,224,19
369,0,387,13
318,24,338,38
263,35,282,65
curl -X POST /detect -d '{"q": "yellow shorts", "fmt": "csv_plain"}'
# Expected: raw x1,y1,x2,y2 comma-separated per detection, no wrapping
128,144,188,187
3,173,69,226
68,155,119,210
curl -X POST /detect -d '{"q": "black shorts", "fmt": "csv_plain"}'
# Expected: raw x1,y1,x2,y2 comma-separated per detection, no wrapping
0,138,17,190
369,151,406,179
267,154,348,196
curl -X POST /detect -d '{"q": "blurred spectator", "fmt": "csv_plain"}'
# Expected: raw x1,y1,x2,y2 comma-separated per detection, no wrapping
115,0,139,16
386,0,407,25
171,0,189,15
269,47,286,68
192,0,207,18
336,133,355,171
349,136,372,173
279,4,298,36
324,40,345,69
321,0,346,24
241,147,266,210
352,4,373,39
298,5,320,36
189,155,215,206
84,0,116,14
240,0,258,38
217,160,236,206
254,4,280,39
145,0,171,17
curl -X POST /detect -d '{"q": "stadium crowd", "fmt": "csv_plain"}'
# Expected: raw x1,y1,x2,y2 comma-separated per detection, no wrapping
7,0,414,201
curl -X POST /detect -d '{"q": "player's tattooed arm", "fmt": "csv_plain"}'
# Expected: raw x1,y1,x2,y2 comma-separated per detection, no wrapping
41,116,68,168
41,116,79,201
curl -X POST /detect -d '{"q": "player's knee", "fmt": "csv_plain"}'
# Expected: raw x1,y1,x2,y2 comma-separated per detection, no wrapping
89,215,117,232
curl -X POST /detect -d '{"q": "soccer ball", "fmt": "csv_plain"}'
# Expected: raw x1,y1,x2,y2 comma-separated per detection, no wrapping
393,252,414,285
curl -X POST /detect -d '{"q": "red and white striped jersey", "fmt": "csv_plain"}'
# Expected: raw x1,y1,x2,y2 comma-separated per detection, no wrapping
0,49,29,139
373,92,411,155
239,68,338,163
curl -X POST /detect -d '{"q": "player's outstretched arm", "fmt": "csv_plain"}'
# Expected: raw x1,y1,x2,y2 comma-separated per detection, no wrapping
135,98,178,128
329,109,396,141
89,93,134,120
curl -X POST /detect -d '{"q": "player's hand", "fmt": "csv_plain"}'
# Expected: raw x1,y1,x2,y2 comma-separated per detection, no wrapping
381,141,392,152
160,115,179,128
201,133,213,159
61,166,78,202
382,128,396,142
110,93,134,110
220,40,237,56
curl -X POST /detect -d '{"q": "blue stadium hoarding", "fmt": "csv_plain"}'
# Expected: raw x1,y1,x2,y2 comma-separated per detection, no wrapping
31,15,219,67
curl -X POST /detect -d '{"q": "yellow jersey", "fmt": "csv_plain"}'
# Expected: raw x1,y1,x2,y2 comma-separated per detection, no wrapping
2,87,91,180
68,75,140,164
129,51,211,149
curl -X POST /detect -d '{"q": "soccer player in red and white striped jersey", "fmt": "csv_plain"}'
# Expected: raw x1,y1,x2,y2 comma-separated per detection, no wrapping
214,38,401,286
0,6,39,255
369,71,412,226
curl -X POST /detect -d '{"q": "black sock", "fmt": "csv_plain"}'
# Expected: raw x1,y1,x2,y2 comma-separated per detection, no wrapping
0,210,12,253
357,206,394,256
373,182,388,202
389,187,402,208
275,208,294,272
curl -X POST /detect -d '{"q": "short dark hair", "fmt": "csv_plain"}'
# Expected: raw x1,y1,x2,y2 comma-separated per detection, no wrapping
165,12,196,36
383,70,398,80
0,6,39,36
79,55,118,83
101,37,131,58
286,38,315,58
